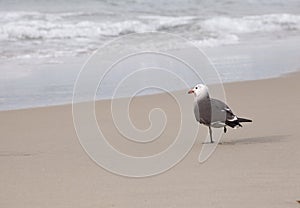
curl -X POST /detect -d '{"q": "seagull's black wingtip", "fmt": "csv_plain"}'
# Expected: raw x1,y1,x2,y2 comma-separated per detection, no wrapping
237,117,252,123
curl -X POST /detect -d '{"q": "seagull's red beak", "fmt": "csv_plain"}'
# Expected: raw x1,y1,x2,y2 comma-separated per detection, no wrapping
188,89,194,94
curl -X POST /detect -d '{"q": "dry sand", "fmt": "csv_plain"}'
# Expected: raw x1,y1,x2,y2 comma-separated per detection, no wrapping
1,72,300,207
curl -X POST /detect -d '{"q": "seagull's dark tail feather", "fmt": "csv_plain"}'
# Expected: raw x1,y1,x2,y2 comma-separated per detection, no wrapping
237,117,252,123
226,117,252,128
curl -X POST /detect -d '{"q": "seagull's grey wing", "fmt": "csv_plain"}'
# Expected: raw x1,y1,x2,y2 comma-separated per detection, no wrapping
210,99,236,122
194,97,237,126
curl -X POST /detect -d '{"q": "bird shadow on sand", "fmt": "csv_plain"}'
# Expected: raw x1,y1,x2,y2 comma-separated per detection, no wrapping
219,135,289,145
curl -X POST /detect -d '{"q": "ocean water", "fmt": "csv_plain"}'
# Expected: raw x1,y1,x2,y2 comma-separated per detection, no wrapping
1,0,300,110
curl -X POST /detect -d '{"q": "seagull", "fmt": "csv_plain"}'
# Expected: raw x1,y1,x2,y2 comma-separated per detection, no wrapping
188,84,252,143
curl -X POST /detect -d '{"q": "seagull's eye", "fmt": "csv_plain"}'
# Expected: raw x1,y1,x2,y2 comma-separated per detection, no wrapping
195,87,198,89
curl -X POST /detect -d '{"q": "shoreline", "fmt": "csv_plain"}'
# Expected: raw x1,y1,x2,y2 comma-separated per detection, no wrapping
1,69,299,112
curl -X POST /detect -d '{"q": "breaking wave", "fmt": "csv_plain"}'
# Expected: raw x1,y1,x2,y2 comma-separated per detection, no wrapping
1,11,300,60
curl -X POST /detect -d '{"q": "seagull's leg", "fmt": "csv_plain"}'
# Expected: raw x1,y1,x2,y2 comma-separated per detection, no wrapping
209,126,214,143
224,126,227,133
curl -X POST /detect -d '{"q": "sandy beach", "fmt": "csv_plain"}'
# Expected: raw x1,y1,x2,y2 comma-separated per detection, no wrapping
1,72,300,208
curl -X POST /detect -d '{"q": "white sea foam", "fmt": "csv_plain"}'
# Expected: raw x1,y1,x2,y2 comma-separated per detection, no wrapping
201,13,300,34
1,12,300,61
139,15,196,29
192,34,239,48
0,13,196,41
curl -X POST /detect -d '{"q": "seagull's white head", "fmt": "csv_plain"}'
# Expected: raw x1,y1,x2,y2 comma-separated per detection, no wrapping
188,84,209,98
